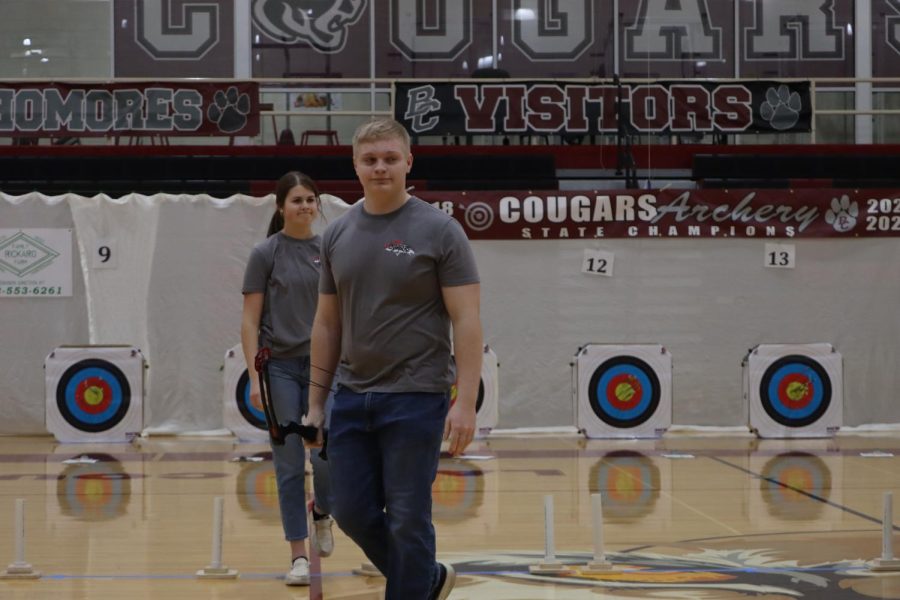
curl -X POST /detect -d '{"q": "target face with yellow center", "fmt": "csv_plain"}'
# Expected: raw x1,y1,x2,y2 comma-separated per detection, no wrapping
588,356,661,428
56,359,131,432
235,370,268,430
759,355,831,428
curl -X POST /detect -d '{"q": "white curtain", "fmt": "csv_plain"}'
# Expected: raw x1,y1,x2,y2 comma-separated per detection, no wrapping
3,192,900,434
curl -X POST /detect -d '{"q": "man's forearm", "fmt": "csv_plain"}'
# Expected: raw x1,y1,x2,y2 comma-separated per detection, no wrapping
309,320,341,412
452,314,483,410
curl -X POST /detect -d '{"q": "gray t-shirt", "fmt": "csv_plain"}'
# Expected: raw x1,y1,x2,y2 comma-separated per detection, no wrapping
242,232,321,358
319,197,479,392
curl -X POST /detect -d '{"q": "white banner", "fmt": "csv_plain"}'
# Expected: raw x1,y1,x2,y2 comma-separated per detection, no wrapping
0,228,73,297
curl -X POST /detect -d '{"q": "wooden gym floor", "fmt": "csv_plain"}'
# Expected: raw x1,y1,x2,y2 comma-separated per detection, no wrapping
1,433,900,599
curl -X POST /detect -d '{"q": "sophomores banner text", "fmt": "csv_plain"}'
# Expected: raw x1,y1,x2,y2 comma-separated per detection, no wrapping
397,80,811,136
416,190,900,239
0,82,259,137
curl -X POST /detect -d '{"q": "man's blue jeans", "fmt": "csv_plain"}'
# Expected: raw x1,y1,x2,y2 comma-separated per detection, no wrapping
267,356,332,541
328,388,448,600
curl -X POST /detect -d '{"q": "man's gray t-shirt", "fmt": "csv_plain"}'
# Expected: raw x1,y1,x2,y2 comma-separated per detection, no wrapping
319,197,479,392
242,232,321,358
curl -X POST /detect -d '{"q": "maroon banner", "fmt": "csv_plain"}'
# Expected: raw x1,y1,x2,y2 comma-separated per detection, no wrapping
0,82,259,137
416,190,900,239
396,80,811,135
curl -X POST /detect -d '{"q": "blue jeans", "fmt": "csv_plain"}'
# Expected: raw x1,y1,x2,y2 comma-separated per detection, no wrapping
328,388,448,600
267,356,333,541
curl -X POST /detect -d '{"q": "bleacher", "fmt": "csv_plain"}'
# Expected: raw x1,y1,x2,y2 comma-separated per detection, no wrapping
0,148,559,198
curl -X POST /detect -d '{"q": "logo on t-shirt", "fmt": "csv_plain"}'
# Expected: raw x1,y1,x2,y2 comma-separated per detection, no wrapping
384,239,415,256
312,255,321,266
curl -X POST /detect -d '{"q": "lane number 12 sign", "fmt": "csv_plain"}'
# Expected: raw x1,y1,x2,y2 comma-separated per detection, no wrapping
582,249,614,277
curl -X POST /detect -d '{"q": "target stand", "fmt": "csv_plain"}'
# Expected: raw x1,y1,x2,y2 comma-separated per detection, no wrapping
573,344,672,438
223,344,268,442
745,343,843,438
450,345,499,438
45,346,144,443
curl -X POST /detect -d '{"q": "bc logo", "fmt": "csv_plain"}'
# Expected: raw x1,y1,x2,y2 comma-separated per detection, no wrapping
404,85,442,133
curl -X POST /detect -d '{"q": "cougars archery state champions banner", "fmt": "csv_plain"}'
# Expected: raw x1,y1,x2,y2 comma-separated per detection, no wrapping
415,189,900,240
0,82,259,137
397,80,811,136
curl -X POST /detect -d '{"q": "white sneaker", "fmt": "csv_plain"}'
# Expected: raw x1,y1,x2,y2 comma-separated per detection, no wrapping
311,513,335,557
309,501,335,557
285,557,310,586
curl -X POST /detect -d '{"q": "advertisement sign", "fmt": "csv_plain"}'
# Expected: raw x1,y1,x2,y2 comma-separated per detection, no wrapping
0,229,73,297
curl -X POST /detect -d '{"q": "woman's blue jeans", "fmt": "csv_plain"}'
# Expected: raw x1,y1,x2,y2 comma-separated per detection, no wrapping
267,355,332,541
328,387,448,600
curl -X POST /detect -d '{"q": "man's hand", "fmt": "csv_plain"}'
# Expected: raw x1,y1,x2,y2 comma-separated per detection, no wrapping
302,407,326,448
444,401,475,456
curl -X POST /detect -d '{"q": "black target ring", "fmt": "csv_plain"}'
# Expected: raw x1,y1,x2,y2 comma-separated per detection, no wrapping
56,359,131,433
235,369,268,430
759,355,831,428
587,356,661,428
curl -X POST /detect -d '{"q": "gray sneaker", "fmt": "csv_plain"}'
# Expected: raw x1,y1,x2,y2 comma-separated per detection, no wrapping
285,556,310,586
430,562,456,600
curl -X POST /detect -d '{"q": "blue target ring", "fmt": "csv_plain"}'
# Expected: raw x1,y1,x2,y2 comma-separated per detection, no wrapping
56,359,131,432
236,370,267,430
759,355,831,428
588,356,661,428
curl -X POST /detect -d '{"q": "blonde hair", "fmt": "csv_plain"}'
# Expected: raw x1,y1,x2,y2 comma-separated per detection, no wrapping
352,118,411,156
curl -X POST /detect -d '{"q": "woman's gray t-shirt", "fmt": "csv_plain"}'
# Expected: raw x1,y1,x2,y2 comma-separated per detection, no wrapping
319,197,479,392
242,232,321,358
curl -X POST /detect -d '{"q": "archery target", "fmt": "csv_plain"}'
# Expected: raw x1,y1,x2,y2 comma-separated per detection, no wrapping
450,346,499,437
223,344,269,442
56,453,132,521
574,344,672,438
235,452,280,522
577,443,672,531
432,457,500,537
45,346,144,443
746,344,842,438
432,460,486,523
749,441,842,524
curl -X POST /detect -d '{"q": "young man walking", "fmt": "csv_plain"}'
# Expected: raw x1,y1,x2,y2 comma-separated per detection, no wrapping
306,118,482,599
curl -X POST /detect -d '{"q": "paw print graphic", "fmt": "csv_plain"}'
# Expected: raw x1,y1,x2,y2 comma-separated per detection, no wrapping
207,86,251,133
760,85,802,131
824,194,858,232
